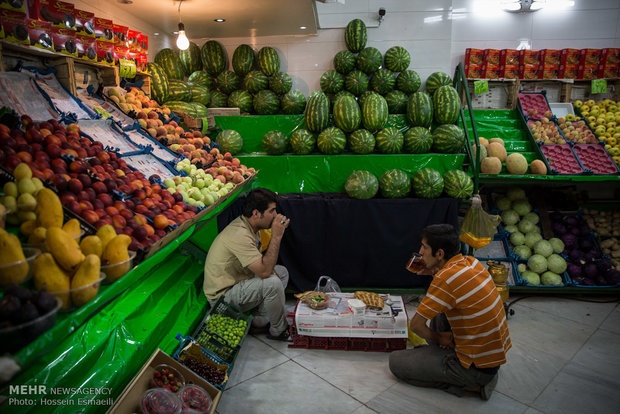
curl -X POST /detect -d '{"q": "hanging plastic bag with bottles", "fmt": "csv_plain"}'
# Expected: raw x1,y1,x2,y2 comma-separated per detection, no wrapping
460,195,500,249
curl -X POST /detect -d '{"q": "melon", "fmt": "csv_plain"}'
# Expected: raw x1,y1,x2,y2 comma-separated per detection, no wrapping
489,137,505,146
481,157,502,174
479,137,489,148
530,159,547,175
473,144,487,160
506,153,528,175
487,142,507,162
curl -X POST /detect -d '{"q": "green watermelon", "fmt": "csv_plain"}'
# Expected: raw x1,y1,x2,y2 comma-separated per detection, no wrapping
257,46,280,76
334,50,356,75
227,90,253,113
333,90,356,104
262,130,289,155
348,129,375,154
201,40,227,76
191,102,209,118
281,90,306,114
344,70,369,96
406,91,433,127
385,90,408,114
384,46,411,72
148,62,169,104
433,85,461,125
345,19,367,53
317,127,346,155
155,48,184,81
304,91,330,133
345,170,379,199
379,169,410,198
243,70,269,93
167,79,191,102
216,70,240,94
404,127,432,154
361,92,388,132
232,44,255,76
370,69,396,95
253,90,280,115
443,170,474,199
396,70,421,94
426,72,452,95
164,101,197,117
290,129,316,155
333,95,361,133
356,47,382,74
321,70,345,94
188,71,214,90
269,72,292,95
209,91,228,108
179,42,202,76
357,91,373,108
217,130,243,155
432,124,465,153
375,127,404,154
412,168,444,198
190,84,210,106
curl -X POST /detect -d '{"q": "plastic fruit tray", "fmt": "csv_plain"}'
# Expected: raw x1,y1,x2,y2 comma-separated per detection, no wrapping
519,92,551,119
515,259,571,287
572,144,619,175
540,144,585,175
172,336,231,390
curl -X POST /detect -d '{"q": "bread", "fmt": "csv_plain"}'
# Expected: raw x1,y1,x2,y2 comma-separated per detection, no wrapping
295,291,327,303
354,291,384,309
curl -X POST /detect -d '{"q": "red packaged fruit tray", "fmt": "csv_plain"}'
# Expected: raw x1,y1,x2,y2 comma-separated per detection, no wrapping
519,92,551,119
540,144,584,175
572,144,619,175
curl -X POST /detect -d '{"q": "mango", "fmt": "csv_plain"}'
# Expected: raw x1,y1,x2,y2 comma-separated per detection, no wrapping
27,227,47,248
20,219,37,236
71,254,101,307
102,234,132,282
33,253,71,310
96,225,117,253
35,188,63,229
62,218,82,240
0,228,29,285
80,235,103,258
46,227,85,273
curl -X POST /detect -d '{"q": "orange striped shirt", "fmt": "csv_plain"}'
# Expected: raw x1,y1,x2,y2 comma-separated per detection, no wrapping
417,254,511,369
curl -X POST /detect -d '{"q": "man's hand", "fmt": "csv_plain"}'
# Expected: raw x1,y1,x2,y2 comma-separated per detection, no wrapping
272,214,290,238
437,331,455,349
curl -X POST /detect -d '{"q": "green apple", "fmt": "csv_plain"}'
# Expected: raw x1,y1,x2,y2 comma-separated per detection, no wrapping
3,182,18,198
164,178,175,188
173,176,183,185
195,178,205,189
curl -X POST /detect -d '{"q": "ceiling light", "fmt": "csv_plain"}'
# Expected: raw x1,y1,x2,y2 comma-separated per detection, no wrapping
214,18,225,22
176,0,189,50
299,26,307,30
153,32,159,36
502,0,547,13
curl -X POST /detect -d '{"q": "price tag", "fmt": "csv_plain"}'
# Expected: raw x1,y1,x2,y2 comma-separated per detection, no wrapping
119,59,137,78
591,79,607,94
94,106,112,119
474,80,488,94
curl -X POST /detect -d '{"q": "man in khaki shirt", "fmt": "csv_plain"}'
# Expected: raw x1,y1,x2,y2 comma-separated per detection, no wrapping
203,188,291,340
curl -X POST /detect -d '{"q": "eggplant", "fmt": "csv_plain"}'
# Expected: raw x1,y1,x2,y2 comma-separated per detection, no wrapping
605,269,620,286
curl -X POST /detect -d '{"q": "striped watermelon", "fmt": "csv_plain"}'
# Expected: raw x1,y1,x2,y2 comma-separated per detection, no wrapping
361,92,388,132
357,91,373,108
257,47,280,76
384,46,411,72
179,42,202,76
217,130,243,155
253,90,280,115
304,91,330,133
333,90,355,104
356,47,382,74
443,170,474,199
333,95,361,133
232,44,255,76
396,70,421,94
334,50,356,75
320,70,344,94
281,90,306,114
406,92,433,127
262,130,289,155
317,127,346,154
375,127,404,154
385,90,408,114
164,101,197,117
148,62,169,104
188,71,214,90
426,72,452,95
345,19,367,53
433,85,461,124
191,103,209,118
190,85,210,106
348,129,375,154
432,124,465,153
370,69,396,95
209,91,228,108
379,169,410,198
269,72,292,95
290,129,316,155
345,170,379,200
167,79,192,102
155,48,184,81
243,70,269,93
216,70,240,94
404,127,432,154
345,70,369,96
227,90,253,113
201,40,227,76
412,168,444,198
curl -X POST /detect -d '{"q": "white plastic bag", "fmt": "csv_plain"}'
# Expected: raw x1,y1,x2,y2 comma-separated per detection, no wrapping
314,276,341,293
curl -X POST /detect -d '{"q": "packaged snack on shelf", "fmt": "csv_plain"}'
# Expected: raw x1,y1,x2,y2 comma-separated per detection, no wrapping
1,9,29,45
114,44,130,65
128,29,140,52
578,64,598,80
51,26,77,56
483,48,501,65
76,33,97,61
581,48,601,66
540,49,561,66
74,9,94,37
94,16,113,42
482,63,501,79
113,23,128,47
560,48,582,66
559,63,579,79
501,64,519,79
0,0,26,13
598,63,618,79
139,33,148,54
139,53,148,72
500,49,519,66
96,39,115,65
519,49,540,66
465,48,484,65
600,48,620,65
464,63,482,78
539,64,559,80
28,0,75,30
26,18,53,51
519,63,539,80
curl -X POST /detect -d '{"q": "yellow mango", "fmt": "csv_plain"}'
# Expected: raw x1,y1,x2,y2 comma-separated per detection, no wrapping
71,254,101,307
96,225,117,253
27,227,47,248
46,227,85,273
20,219,37,236
0,228,29,285
62,218,82,240
35,188,63,229
102,234,132,282
80,235,103,258
33,253,71,309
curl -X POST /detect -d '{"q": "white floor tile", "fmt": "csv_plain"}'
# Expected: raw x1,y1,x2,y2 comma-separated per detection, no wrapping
524,408,546,414
599,303,620,335
349,406,379,414
509,296,616,328
570,328,620,384
225,336,290,388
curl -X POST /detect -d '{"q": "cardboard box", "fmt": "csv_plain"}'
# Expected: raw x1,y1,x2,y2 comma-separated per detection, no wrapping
560,48,582,66
559,63,579,79
519,63,539,80
482,63,501,79
500,49,519,66
96,39,114,65
581,48,601,66
1,0,26,13
26,18,53,51
113,23,127,47
107,349,221,414
484,48,501,65
601,48,620,65
28,0,75,30
76,33,96,61
74,9,94,37
540,49,561,66
465,48,484,65
464,63,483,79
578,63,598,80
94,16,113,42
1,9,29,45
501,64,520,79
519,49,540,66
598,63,618,79
127,29,140,52
539,64,559,79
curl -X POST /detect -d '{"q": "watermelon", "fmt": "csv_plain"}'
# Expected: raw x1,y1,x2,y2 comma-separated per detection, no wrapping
345,170,378,200
344,70,369,96
209,91,228,108
396,70,421,94
281,90,307,114
333,95,361,133
404,127,432,154
167,80,192,102
201,40,227,76
257,46,280,76
190,85,211,106
320,70,344,94
356,47,382,74
217,130,243,155
385,90,408,114
361,92,388,132
375,127,404,154
334,50,356,75
426,72,452,95
262,130,289,155
357,91,373,108
253,90,280,115
155,48,184,81
216,70,240,94
379,169,410,198
188,71,214,90
406,91,433,127
433,85,461,125
345,19,367,53
304,91,330,133
269,72,292,95
191,102,209,118
243,70,269,93
290,129,316,155
164,101,197,117
148,62,169,104
370,69,396,95
232,44,255,76
443,170,474,199
432,124,465,153
227,90,253,113
348,129,375,154
179,42,202,76
412,168,444,198
333,90,355,104
317,127,346,155
384,46,411,72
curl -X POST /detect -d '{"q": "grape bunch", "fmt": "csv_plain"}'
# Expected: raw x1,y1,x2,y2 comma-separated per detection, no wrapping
182,358,226,385
203,314,247,347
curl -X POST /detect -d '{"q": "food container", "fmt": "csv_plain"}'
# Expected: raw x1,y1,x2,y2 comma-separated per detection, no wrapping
347,299,366,316
48,273,106,311
101,249,137,283
0,247,41,287
487,260,509,284
151,364,185,393
179,384,212,413
140,388,182,414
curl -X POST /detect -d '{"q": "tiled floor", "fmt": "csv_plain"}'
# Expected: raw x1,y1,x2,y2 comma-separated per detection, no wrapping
216,294,620,414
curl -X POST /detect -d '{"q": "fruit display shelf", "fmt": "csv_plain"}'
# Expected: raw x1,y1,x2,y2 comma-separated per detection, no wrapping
539,144,586,175
518,91,552,120
573,144,619,175
172,336,232,390
515,259,572,287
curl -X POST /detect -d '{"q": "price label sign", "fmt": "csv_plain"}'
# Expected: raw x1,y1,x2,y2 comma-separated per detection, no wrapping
94,106,112,119
474,80,488,94
119,59,137,78
591,79,607,94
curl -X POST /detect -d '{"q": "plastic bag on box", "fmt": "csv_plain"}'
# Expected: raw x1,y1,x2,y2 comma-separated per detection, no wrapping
460,195,500,249
314,275,341,293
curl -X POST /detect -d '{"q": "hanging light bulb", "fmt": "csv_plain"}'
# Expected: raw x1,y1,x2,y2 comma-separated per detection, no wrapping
176,22,189,50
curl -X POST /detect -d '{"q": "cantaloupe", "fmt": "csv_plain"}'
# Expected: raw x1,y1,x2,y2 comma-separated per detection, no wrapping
473,144,487,161
506,153,528,175
479,137,489,148
481,156,502,174
487,142,507,162
530,159,547,175
489,137,505,146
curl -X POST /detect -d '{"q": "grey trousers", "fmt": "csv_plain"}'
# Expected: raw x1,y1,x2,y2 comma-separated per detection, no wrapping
222,265,289,336
388,314,496,397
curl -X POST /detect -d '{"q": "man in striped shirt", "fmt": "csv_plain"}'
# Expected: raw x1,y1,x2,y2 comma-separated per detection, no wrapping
389,224,511,400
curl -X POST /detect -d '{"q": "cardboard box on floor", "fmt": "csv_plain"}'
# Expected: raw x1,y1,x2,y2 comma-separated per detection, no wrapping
107,349,221,414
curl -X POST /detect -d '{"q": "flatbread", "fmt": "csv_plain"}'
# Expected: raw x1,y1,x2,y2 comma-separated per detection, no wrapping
354,291,384,309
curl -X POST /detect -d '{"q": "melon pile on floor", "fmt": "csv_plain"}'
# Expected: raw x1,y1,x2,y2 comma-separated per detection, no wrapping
477,137,547,175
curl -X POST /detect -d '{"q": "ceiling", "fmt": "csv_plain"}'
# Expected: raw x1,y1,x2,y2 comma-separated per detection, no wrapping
106,0,319,39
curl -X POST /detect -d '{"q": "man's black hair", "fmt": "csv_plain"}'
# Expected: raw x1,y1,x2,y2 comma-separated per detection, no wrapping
422,224,461,259
242,188,278,217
